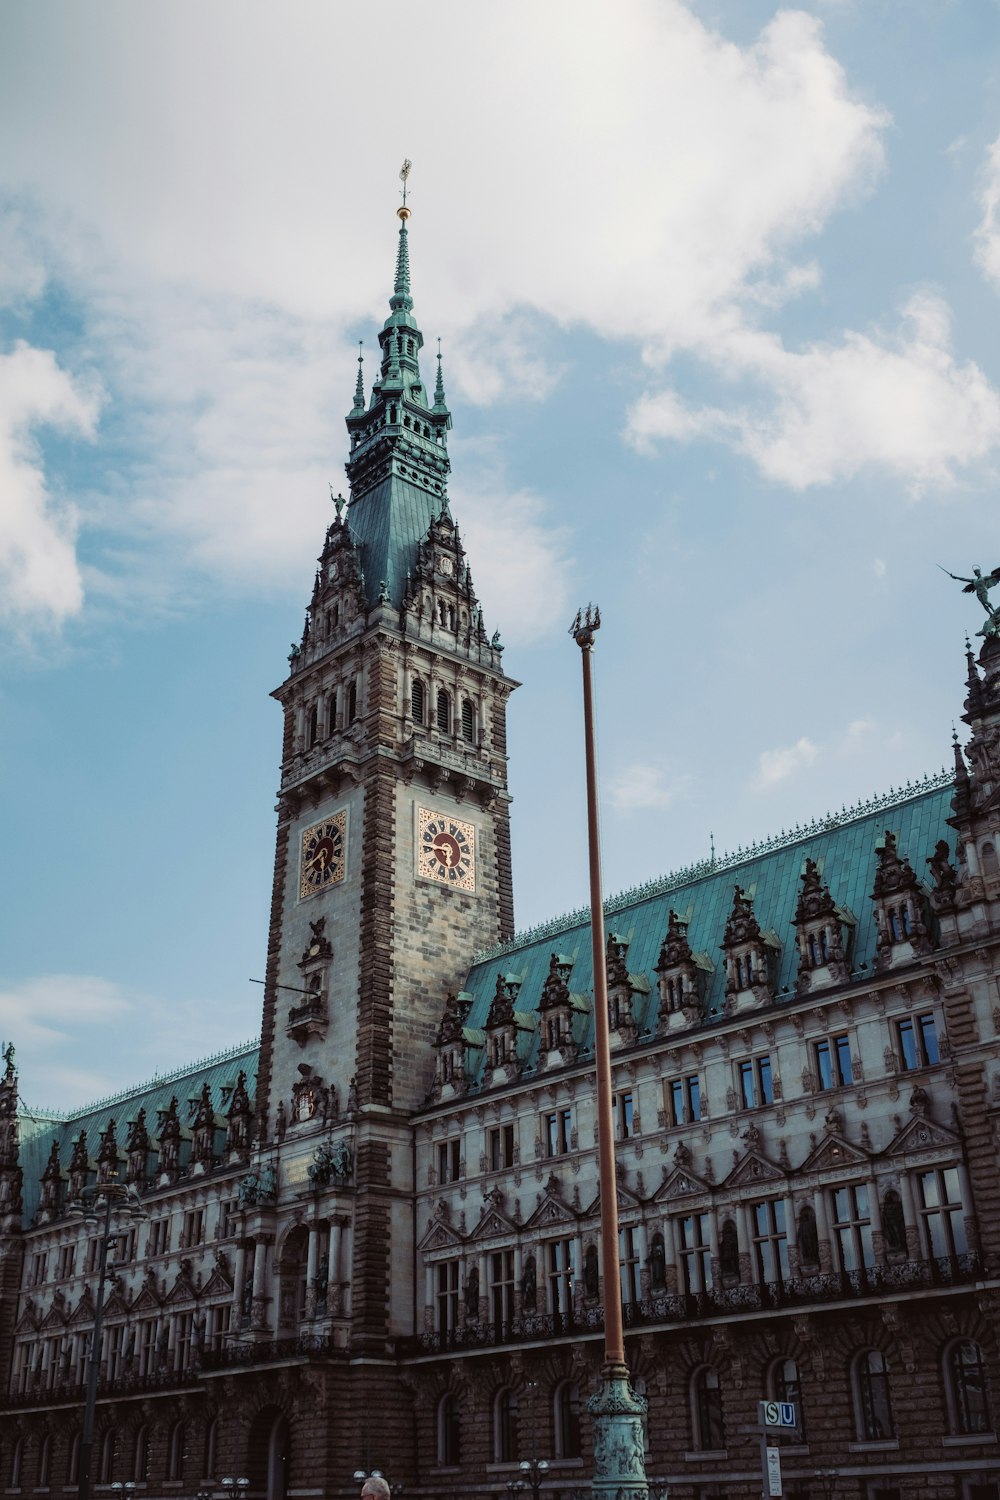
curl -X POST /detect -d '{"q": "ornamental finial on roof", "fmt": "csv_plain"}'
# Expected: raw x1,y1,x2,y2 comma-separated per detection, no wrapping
391,164,413,310
353,341,365,410
398,157,412,219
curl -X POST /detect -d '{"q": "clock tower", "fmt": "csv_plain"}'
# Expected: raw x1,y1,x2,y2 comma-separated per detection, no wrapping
254,200,517,1352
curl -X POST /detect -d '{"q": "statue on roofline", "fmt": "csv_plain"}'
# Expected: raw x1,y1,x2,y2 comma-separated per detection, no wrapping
941,565,1000,639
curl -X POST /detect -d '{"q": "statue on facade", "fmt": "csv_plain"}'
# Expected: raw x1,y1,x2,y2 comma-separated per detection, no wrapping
942,565,1000,638
521,1254,537,1312
464,1265,479,1318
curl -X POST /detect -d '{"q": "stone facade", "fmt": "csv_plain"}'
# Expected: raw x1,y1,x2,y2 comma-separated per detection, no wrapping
3,216,1000,1500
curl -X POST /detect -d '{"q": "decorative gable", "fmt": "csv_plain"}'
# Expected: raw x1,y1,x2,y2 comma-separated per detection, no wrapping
724,1150,786,1190
792,858,854,993
871,831,933,971
721,885,780,1009
525,1188,577,1231
654,1164,712,1202
799,1133,870,1174
655,909,713,1033
418,1219,465,1253
886,1112,960,1158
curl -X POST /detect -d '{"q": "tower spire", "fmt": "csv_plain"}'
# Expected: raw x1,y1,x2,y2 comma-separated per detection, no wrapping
434,338,447,410
353,342,365,411
391,159,413,313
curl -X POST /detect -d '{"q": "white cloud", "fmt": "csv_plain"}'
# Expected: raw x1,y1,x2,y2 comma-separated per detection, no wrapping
0,342,100,631
873,558,886,577
755,736,819,788
629,294,1000,489
608,763,688,813
451,478,573,646
974,131,1000,292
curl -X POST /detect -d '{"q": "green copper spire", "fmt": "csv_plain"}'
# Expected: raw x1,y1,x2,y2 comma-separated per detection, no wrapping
353,342,365,411
434,338,448,411
342,175,452,608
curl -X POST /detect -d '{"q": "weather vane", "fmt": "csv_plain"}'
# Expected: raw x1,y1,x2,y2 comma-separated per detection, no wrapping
399,159,412,220
940,563,1000,640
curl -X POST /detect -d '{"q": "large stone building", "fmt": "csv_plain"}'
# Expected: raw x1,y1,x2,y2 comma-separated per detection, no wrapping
2,209,1000,1500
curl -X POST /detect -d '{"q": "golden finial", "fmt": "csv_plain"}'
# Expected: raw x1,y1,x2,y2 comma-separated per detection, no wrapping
398,159,412,221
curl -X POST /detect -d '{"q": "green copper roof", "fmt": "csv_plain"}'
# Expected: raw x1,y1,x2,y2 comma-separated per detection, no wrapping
344,217,452,608
18,1039,258,1224
460,776,955,1084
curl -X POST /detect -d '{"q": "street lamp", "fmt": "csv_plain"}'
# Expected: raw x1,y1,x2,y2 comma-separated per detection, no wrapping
110,1484,136,1500
570,605,648,1500
221,1481,250,1495
69,1177,146,1500
518,1458,550,1500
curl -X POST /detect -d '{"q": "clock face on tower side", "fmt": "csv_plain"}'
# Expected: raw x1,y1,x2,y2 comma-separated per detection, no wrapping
299,810,348,899
417,807,477,891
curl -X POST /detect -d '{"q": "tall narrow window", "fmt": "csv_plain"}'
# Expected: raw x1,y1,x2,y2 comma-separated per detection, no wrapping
547,1239,574,1319
772,1358,805,1439
132,1426,148,1482
411,679,425,723
619,1226,641,1305
815,1035,853,1089
831,1185,875,1273
555,1382,582,1459
436,689,451,732
918,1167,968,1263
494,1388,519,1463
752,1200,789,1284
615,1092,635,1138
855,1350,894,1440
307,702,318,748
38,1435,51,1487
437,1393,461,1466
326,691,337,736
461,699,475,744
947,1341,992,1435
167,1421,186,1481
692,1368,725,1450
347,681,358,723
897,1014,940,1069
677,1213,712,1296
435,1261,459,1339
489,1250,515,1327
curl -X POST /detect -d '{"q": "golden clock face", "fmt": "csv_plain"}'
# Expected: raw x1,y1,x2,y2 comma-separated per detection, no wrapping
417,807,476,891
299,811,347,899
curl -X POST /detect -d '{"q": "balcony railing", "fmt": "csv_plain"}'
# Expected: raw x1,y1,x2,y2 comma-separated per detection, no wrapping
201,1332,345,1369
0,1364,202,1410
397,1252,985,1356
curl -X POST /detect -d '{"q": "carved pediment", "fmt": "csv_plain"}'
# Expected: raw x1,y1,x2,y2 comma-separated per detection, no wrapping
887,1113,960,1157
653,1165,712,1202
584,1181,643,1217
40,1296,68,1330
69,1288,96,1325
201,1266,234,1299
724,1150,786,1190
166,1268,197,1304
469,1205,519,1242
418,1219,464,1253
524,1193,576,1231
799,1134,870,1174
15,1302,39,1335
102,1290,130,1319
131,1281,163,1314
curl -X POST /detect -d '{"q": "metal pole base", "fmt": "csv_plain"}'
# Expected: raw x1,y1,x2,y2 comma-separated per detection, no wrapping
587,1363,649,1500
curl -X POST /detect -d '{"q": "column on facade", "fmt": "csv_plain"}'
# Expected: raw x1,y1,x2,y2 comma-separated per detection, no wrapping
250,1235,269,1329
895,1172,920,1260
954,1160,975,1261
783,1192,798,1277
425,1262,435,1332
305,1223,321,1318
812,1185,832,1273
513,1240,524,1315
733,1200,751,1284
634,1221,649,1297
234,1241,248,1317
707,1210,721,1291
477,1248,488,1324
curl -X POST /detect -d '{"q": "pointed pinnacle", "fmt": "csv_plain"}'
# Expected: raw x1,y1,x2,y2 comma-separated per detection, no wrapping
390,221,412,312
434,338,447,408
353,342,365,410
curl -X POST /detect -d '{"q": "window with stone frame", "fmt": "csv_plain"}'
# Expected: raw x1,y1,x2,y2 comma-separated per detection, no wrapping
147,1216,170,1257
461,698,476,744
488,1123,515,1171
815,1034,853,1090
751,1199,790,1284
945,1339,993,1435
437,1392,461,1466
435,1259,460,1338
831,1184,875,1273
897,1013,940,1070
691,1366,725,1451
614,1090,636,1138
669,1074,702,1125
138,1318,158,1378
619,1225,641,1305
167,1421,186,1481
411,678,425,724
917,1167,968,1263
769,1357,805,1442
738,1055,773,1109
489,1249,515,1327
493,1387,519,1462
29,1250,46,1285
853,1349,894,1440
677,1212,712,1296
543,1107,573,1157
436,688,451,732
347,679,358,723
56,1243,75,1278
181,1208,204,1248
546,1238,575,1318
554,1381,582,1459
307,701,319,748
437,1136,462,1184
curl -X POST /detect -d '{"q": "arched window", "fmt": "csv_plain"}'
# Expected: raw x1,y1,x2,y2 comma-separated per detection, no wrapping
411,679,425,724
326,692,338,736
461,699,475,744
167,1421,186,1481
854,1349,894,1440
99,1427,117,1484
10,1437,23,1489
267,1414,289,1500
132,1425,148,1481
691,1367,724,1451
436,689,451,733
204,1418,218,1479
38,1435,51,1488
307,703,318,748
770,1358,805,1439
436,1393,461,1467
554,1381,581,1459
493,1387,519,1462
946,1340,992,1435
68,1435,81,1486
347,681,358,724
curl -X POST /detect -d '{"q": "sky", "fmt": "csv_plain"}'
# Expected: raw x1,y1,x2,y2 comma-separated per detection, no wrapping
2,0,1000,1112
